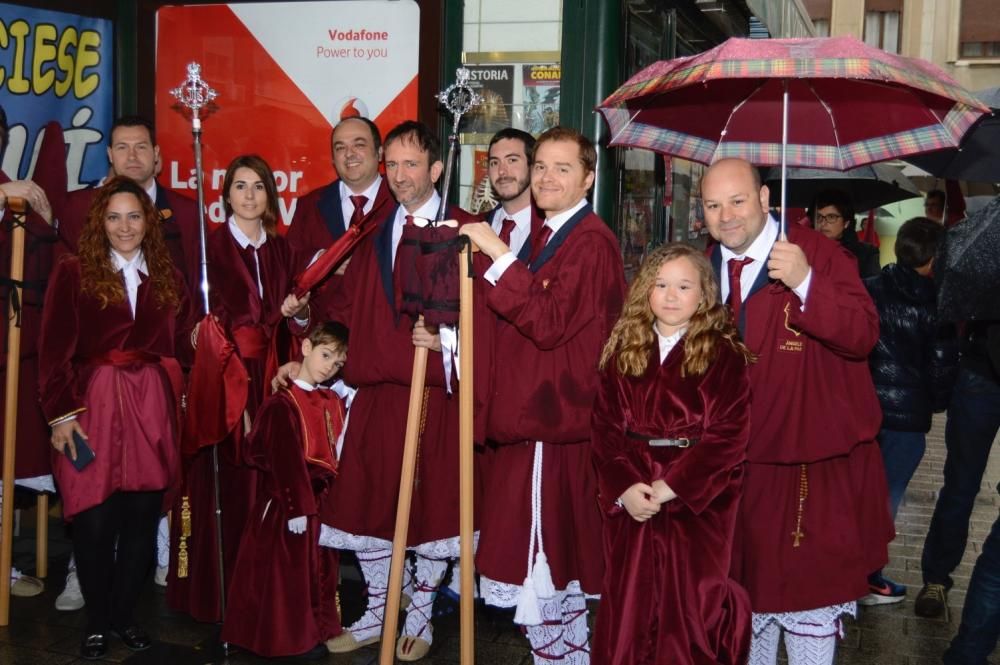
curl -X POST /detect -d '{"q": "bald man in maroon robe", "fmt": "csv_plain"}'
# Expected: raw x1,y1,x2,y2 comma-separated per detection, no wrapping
701,158,893,665
461,127,626,665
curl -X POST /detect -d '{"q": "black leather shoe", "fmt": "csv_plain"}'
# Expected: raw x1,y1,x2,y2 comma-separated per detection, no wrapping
80,633,108,660
112,625,152,651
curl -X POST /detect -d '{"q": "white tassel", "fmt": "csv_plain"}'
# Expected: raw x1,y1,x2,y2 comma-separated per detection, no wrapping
532,551,556,599
514,576,542,625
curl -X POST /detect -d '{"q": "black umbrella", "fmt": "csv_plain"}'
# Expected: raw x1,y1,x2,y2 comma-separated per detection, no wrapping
907,87,1000,182
765,162,920,211
937,194,1000,321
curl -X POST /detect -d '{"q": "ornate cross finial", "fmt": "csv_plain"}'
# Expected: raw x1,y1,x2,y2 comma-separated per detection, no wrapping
436,67,483,131
170,62,218,125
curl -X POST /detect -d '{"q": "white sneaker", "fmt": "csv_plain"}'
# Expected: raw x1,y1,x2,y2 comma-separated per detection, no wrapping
55,570,85,611
154,565,168,587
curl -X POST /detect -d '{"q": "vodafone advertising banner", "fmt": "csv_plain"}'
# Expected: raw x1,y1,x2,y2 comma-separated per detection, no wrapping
155,1,419,231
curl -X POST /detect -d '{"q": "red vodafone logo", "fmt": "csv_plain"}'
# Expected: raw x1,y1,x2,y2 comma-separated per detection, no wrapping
336,96,369,120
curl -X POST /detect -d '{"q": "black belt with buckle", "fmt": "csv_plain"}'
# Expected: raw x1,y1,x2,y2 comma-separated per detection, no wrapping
625,431,698,448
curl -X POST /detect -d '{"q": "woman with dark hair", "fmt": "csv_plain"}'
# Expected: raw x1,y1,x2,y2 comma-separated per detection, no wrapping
810,188,881,278
39,176,193,660
167,154,313,623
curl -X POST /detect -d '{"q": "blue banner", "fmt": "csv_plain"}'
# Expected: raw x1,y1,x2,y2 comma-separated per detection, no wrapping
0,4,113,190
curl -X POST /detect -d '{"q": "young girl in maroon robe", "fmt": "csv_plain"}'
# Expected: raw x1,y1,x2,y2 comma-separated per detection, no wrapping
591,243,755,665
221,321,347,659
168,155,313,622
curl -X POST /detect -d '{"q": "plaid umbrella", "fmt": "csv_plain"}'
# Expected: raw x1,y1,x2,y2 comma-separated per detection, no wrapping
598,36,988,232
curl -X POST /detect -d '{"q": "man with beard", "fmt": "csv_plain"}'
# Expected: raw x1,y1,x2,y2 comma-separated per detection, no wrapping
485,128,541,258
318,121,481,661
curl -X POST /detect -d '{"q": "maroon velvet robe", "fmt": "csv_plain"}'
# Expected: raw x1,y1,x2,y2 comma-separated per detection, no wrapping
37,258,193,518
168,224,312,622
475,206,625,593
320,203,487,546
1,172,62,479
710,223,894,613
591,340,752,665
287,178,394,326
221,384,343,657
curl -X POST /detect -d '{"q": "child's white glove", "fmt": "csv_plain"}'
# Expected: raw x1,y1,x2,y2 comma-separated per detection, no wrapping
287,516,307,534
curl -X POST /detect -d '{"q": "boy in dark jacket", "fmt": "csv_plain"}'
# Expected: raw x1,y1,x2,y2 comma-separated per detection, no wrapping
861,216,959,605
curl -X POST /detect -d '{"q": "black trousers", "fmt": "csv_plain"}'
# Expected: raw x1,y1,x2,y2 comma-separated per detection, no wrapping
72,490,163,634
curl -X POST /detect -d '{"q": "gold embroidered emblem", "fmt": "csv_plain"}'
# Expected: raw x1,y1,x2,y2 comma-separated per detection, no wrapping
778,302,805,352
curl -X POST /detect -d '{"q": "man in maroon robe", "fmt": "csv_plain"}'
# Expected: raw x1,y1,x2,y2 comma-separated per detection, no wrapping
0,106,60,597
700,158,893,665
287,116,393,253
54,116,200,296
317,121,480,661
461,127,626,664
484,128,543,258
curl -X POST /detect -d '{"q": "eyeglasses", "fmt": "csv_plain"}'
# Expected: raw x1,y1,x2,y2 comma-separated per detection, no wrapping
815,213,844,225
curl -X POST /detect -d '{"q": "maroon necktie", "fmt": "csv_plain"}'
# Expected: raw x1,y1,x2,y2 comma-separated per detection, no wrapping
498,218,517,247
727,257,754,324
348,194,368,229
528,225,553,265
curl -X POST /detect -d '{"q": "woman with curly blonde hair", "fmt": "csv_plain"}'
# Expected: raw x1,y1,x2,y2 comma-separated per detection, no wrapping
591,243,755,665
39,176,193,660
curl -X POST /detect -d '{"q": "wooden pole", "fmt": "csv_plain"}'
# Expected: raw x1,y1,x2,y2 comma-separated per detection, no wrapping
379,339,429,665
35,494,48,578
458,244,475,665
1,197,28,626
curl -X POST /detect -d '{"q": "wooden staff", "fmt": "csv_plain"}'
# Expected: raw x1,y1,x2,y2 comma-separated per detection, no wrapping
379,336,429,664
458,243,475,664
1,196,28,626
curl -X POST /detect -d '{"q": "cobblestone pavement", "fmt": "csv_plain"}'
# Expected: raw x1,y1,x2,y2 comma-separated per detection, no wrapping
2,412,997,664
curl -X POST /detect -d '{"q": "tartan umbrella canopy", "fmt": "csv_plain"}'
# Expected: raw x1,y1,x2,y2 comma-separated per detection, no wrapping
598,36,988,171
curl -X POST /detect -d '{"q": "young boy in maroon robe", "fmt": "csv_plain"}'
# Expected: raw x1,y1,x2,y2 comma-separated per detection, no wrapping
221,321,347,660
460,127,627,664
591,243,754,665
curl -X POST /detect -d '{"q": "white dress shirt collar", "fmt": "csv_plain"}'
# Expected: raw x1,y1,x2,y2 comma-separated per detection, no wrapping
654,324,685,364
110,249,147,317
542,198,588,236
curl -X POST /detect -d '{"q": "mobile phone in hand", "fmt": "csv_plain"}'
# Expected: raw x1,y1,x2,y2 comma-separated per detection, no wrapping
69,431,95,471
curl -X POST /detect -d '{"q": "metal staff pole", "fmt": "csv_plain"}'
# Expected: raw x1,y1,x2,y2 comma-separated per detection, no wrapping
0,197,28,626
435,68,482,223
171,62,217,314
170,64,228,646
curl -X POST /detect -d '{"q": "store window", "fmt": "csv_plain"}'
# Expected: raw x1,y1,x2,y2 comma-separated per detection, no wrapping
960,0,1000,58
863,11,900,53
458,0,562,213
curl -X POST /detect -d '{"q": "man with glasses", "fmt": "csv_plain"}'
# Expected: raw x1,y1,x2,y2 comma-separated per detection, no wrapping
810,189,880,278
